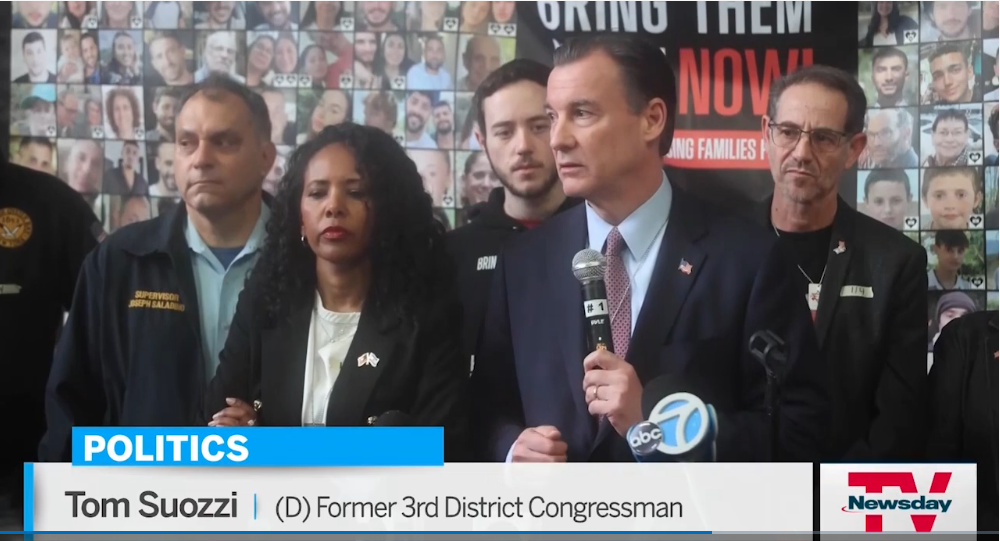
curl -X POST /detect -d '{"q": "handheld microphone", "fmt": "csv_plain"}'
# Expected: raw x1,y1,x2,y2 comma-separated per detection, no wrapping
572,249,614,353
628,375,718,462
370,410,412,426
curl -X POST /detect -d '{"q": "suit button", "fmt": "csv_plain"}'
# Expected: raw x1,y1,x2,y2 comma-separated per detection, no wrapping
367,416,377,425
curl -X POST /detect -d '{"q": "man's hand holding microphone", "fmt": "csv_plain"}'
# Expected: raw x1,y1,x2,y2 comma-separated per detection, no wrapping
509,248,642,462
576,247,642,437
510,349,642,462
583,348,643,436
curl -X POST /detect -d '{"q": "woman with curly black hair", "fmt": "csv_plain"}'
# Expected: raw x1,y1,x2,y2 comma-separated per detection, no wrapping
205,123,469,459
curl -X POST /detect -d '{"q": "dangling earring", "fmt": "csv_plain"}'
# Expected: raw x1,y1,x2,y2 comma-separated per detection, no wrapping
300,234,306,244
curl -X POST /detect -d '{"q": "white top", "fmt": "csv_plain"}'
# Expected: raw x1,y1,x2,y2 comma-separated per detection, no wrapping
927,270,972,291
871,33,897,46
300,291,361,426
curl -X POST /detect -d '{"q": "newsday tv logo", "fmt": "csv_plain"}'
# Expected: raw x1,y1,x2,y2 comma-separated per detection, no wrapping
844,472,952,531
820,464,977,532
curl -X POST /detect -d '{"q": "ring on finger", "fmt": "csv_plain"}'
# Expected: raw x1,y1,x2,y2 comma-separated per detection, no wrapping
590,385,599,401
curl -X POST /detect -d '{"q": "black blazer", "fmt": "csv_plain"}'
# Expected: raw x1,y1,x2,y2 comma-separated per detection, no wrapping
751,195,928,461
473,183,829,463
927,311,998,533
205,287,470,461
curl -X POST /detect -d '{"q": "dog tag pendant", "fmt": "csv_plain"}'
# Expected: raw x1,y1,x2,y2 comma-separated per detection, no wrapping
807,283,822,321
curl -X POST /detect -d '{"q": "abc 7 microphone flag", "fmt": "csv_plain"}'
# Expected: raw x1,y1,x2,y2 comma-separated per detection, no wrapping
628,392,718,462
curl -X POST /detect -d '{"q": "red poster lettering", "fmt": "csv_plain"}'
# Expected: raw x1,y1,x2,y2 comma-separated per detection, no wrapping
678,48,814,117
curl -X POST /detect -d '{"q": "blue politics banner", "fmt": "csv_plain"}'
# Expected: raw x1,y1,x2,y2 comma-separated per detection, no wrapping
71,427,444,467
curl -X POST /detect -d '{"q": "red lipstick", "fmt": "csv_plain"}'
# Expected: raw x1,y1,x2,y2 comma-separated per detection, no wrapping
321,226,350,240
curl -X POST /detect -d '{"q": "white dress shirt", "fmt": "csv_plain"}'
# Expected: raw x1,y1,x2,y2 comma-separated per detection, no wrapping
505,173,673,461
300,291,361,426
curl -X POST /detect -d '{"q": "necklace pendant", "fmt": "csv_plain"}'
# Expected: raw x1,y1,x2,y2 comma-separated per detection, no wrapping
806,283,822,311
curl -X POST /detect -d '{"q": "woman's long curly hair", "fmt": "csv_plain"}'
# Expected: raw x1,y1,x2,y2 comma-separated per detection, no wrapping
247,122,454,328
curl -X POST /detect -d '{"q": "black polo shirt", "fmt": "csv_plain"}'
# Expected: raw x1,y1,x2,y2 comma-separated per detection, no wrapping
0,161,103,471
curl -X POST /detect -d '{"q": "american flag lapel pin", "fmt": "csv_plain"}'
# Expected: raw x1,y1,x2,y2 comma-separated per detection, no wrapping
678,259,693,275
833,240,846,255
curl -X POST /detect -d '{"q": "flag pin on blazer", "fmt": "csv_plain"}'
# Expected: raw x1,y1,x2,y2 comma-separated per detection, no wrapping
833,240,846,255
358,352,380,367
678,259,693,275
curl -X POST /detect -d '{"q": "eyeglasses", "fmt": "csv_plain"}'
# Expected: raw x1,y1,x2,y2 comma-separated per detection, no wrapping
866,128,896,143
767,122,851,154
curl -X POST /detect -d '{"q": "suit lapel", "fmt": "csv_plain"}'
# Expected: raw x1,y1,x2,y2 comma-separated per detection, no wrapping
592,188,708,451
628,190,707,380
325,303,404,426
814,200,856,348
549,206,594,441
261,297,312,425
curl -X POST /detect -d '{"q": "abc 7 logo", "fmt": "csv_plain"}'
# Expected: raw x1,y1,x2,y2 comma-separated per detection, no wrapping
630,393,710,456
628,421,663,455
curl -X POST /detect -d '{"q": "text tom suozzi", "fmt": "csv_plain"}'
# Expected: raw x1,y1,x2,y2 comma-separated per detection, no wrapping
64,490,240,519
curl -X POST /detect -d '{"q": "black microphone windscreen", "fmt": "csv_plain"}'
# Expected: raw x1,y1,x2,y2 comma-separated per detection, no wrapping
371,410,412,426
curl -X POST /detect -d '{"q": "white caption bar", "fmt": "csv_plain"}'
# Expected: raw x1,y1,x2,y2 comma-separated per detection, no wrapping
31,463,812,532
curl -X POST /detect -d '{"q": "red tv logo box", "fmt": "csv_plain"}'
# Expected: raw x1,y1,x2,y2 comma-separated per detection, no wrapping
845,472,952,532
820,464,977,533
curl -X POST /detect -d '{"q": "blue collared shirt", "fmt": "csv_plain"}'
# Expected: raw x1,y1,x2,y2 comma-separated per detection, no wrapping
585,172,673,335
406,63,453,90
184,202,271,381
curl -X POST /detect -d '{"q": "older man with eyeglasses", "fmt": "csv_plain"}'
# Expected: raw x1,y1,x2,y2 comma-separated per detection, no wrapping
750,65,928,463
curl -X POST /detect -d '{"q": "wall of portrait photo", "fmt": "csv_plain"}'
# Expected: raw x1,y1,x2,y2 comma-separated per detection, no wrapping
9,0,518,233
5,2,998,366
855,0,999,363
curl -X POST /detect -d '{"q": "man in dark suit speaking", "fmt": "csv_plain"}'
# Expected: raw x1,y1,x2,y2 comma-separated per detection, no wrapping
470,35,829,463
